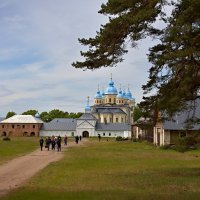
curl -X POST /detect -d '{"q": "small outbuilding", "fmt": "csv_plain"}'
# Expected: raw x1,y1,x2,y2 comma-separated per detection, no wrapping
0,115,43,137
153,99,200,146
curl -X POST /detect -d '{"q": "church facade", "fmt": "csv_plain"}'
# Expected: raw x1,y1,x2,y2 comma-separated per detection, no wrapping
40,77,135,138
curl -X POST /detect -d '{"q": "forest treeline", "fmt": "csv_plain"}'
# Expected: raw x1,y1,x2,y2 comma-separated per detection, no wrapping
5,109,83,122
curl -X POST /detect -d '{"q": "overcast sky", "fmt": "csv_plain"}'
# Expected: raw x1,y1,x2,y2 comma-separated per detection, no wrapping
0,0,158,117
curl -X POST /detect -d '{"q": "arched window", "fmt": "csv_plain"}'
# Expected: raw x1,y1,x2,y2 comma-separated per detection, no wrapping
30,132,35,136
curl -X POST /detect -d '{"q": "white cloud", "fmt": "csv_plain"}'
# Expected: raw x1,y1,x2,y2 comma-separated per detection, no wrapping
0,0,153,116
0,47,25,61
23,62,47,73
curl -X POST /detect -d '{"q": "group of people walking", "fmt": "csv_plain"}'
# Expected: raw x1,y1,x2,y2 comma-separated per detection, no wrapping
39,135,64,151
39,134,84,151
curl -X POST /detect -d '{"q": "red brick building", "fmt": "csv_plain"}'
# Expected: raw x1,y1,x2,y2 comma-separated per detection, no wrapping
0,115,43,137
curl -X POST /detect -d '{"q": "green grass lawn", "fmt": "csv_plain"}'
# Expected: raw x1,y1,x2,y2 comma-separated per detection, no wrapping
0,137,39,164
2,138,200,200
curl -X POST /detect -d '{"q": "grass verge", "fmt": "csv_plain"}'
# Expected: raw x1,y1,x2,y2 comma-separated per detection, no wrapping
1,139,200,200
0,137,39,164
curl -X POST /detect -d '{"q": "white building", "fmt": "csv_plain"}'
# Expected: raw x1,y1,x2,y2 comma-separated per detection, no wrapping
40,77,133,138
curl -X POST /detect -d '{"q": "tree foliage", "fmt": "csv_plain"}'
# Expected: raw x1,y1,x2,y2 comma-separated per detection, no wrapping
72,0,200,120
40,110,83,122
40,111,50,122
22,110,38,116
72,0,164,69
5,109,83,122
6,111,16,119
133,104,143,121
141,0,200,118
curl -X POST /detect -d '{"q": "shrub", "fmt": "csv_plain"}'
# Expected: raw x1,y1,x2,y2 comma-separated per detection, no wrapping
116,136,129,141
160,144,171,150
3,137,11,141
116,136,123,141
132,138,138,142
173,135,199,152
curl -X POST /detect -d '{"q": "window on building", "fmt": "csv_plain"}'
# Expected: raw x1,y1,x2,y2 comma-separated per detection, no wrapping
114,98,116,103
109,98,111,103
121,118,123,123
109,133,111,136
71,132,74,137
116,118,118,123
103,133,105,136
2,125,4,128
104,118,107,123
33,125,35,128
110,118,112,123
22,125,25,128
12,125,14,129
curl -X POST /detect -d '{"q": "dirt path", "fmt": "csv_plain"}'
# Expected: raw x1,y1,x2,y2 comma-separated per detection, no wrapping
0,139,87,197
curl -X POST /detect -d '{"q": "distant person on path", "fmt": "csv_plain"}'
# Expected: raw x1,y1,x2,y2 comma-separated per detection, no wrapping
39,137,44,151
64,135,68,146
51,138,56,150
98,134,101,142
79,135,82,141
57,136,62,151
45,137,51,151
75,135,79,144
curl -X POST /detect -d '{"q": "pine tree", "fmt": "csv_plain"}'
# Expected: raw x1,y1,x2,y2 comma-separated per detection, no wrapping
72,0,200,119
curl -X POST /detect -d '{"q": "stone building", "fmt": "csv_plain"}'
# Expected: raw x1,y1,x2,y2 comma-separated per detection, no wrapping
0,115,43,137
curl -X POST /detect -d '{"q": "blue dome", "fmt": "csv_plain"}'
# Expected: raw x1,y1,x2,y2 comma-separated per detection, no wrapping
104,79,118,95
95,90,102,99
126,88,135,100
123,90,129,99
35,112,40,118
117,89,124,99
126,89,132,99
85,97,91,113
85,105,91,111
100,90,105,97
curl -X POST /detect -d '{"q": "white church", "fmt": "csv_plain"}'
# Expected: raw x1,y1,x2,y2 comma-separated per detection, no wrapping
40,77,135,138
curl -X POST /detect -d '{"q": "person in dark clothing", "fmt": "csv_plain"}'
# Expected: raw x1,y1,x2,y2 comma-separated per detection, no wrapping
79,135,82,141
75,135,79,144
39,137,44,151
57,136,62,151
64,135,68,146
51,138,56,150
98,134,101,142
45,137,51,151
57,135,60,139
